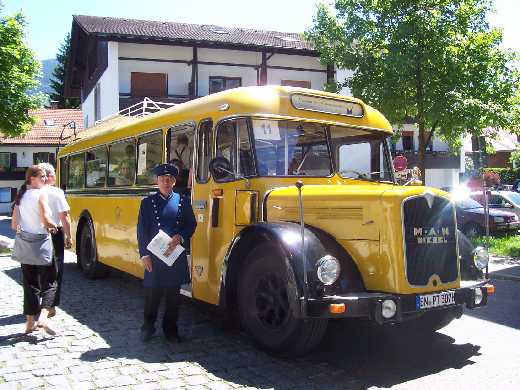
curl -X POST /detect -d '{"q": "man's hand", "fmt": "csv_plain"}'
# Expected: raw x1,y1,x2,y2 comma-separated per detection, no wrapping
46,222,58,234
65,236,73,249
164,234,182,256
141,255,152,272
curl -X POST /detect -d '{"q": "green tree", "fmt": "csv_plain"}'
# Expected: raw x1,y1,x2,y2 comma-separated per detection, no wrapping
306,0,519,178
0,6,43,136
49,33,79,108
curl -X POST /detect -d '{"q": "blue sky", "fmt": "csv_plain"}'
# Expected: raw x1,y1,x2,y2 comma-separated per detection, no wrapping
3,0,519,60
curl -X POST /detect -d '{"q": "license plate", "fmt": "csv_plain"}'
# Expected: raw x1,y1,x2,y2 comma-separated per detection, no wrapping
416,291,455,310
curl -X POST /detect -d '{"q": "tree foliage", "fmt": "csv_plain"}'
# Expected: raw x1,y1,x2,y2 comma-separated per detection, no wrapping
306,0,520,176
50,33,79,108
0,7,43,136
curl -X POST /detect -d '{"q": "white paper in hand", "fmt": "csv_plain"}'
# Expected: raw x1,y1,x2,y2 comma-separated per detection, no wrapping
146,230,185,266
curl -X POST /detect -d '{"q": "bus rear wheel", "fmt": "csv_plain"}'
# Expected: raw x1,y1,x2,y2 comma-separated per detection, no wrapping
78,222,109,279
237,243,327,356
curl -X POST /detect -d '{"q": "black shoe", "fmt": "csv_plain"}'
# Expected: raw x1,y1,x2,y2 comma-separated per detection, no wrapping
140,327,155,342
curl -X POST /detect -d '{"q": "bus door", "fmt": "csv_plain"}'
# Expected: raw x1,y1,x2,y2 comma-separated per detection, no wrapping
191,118,257,304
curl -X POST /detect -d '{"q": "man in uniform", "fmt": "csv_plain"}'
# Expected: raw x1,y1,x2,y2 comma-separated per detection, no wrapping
137,164,196,343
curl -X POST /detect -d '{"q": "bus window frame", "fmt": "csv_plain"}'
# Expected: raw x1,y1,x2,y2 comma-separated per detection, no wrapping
66,152,86,191
107,136,137,188
213,117,257,183
247,116,335,179
194,118,214,184
135,128,164,187
85,145,109,189
166,120,197,167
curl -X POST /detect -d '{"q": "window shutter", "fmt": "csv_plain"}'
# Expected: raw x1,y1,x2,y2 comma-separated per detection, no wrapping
10,153,17,170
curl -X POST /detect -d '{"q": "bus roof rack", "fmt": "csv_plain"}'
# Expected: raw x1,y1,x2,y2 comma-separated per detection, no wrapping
94,97,176,126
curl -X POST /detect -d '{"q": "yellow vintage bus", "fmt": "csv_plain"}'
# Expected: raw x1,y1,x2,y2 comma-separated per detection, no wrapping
58,86,493,355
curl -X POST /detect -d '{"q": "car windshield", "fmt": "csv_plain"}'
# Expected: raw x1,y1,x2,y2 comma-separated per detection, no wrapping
457,197,483,210
250,118,394,182
503,192,520,206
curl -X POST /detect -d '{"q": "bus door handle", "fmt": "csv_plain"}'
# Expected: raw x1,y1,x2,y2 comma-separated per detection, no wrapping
211,198,220,227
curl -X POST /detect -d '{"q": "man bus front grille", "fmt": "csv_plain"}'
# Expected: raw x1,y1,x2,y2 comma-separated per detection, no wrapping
402,195,458,286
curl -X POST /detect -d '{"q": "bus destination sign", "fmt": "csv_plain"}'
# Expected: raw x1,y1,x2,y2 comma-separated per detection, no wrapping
291,94,364,118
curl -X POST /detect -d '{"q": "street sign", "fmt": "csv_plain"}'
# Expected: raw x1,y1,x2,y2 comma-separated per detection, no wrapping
393,155,408,172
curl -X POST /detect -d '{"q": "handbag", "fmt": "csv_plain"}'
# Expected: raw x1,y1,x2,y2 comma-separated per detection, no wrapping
12,230,53,266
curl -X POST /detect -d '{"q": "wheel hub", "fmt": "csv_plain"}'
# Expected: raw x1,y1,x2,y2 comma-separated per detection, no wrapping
254,273,290,328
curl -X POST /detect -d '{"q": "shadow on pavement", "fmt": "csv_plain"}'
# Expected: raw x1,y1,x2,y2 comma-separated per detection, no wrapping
464,276,520,330
3,261,482,389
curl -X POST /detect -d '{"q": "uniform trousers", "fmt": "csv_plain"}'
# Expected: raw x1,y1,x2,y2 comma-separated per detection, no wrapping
21,263,57,315
51,227,64,307
142,287,181,338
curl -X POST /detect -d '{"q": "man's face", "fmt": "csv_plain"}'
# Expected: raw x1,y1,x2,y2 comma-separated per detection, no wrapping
157,174,176,193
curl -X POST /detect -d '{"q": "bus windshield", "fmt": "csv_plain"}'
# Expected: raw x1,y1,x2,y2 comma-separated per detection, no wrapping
250,119,394,182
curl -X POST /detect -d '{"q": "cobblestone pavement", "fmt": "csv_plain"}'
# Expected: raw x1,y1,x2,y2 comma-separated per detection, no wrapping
0,253,358,390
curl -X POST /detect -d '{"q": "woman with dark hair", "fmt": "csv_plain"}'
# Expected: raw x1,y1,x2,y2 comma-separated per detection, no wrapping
11,165,58,335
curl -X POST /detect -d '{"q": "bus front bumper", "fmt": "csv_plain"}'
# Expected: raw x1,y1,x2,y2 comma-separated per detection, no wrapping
305,280,494,324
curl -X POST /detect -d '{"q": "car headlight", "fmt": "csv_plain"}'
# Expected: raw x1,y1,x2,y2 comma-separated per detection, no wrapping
473,246,489,270
494,216,504,223
316,255,341,285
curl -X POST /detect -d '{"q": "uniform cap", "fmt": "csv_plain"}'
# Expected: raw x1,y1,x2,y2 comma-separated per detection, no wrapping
152,164,179,177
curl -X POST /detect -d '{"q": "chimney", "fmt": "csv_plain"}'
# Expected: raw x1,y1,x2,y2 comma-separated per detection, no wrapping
50,100,59,109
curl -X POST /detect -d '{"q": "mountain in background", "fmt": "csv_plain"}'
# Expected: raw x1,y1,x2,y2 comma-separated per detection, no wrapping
37,59,58,95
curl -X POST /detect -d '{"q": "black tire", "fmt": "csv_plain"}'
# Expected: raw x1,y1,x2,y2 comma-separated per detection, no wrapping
237,243,328,356
78,221,110,279
463,222,483,237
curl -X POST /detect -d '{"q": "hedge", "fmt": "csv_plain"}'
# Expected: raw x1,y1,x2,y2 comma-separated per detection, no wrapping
483,168,520,184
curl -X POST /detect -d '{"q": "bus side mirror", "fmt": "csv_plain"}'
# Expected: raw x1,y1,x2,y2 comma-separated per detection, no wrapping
209,156,233,181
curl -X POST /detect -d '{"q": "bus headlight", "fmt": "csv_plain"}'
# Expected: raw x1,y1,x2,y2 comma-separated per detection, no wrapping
473,246,489,270
316,255,341,285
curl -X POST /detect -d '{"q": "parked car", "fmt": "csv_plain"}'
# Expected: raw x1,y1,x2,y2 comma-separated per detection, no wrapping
470,190,520,219
455,197,520,237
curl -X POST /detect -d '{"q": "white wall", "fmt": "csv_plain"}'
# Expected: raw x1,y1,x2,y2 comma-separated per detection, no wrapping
336,68,353,96
81,41,119,128
0,146,56,168
394,124,450,152
425,168,460,189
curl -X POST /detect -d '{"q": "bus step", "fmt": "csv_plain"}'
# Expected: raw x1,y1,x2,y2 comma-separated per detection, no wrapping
180,283,192,298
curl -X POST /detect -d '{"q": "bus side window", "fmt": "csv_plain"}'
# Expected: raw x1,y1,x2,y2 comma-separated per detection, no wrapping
196,120,213,183
68,153,85,189
86,147,107,188
108,140,136,186
137,130,163,185
59,157,68,190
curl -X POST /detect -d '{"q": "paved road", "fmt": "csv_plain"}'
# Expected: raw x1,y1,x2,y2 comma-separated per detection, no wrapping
0,247,519,389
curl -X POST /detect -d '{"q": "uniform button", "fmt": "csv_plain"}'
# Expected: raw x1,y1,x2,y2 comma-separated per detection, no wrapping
158,223,161,227
156,217,159,220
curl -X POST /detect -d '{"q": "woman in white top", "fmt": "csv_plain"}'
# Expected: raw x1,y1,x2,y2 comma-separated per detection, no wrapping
11,165,58,335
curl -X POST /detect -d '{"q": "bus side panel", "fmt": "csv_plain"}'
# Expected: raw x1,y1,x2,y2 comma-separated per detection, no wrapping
67,194,144,278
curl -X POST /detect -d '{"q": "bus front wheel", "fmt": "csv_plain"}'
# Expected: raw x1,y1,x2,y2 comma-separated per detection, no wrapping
237,243,327,356
78,222,110,279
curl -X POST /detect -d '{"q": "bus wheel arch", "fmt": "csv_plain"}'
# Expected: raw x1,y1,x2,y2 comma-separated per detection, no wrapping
76,211,110,279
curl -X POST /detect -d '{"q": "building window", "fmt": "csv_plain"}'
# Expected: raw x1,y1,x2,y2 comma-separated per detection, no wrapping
86,147,107,188
0,188,11,203
131,72,167,98
108,140,136,186
209,77,241,94
281,80,311,88
94,84,101,122
402,132,414,151
0,153,10,172
136,131,163,185
33,152,55,165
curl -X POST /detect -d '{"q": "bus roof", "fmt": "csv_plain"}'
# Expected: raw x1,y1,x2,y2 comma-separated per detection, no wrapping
59,86,393,156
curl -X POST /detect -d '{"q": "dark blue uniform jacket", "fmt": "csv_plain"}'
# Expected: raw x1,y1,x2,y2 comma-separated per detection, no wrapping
137,191,196,288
